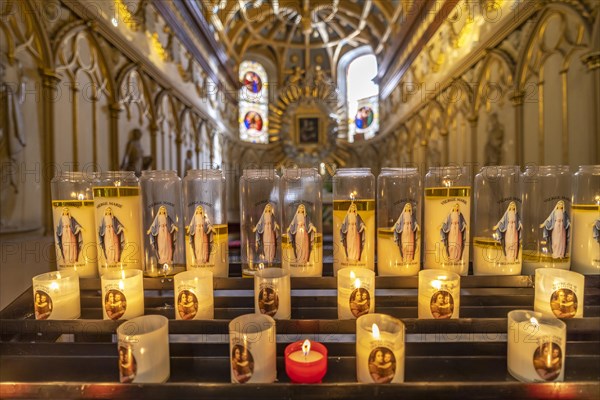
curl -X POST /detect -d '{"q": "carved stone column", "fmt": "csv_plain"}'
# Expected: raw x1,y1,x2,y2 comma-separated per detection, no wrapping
149,121,159,170
175,134,183,177
467,115,479,178
511,90,525,166
109,103,122,170
41,69,61,234
440,129,449,166
581,51,600,162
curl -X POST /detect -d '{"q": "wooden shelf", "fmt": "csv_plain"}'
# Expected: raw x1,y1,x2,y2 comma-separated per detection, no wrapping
1,265,598,399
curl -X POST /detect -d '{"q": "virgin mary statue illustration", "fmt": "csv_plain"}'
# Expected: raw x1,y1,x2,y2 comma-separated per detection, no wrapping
493,201,522,262
287,204,316,263
253,203,279,263
56,207,84,264
440,203,467,262
540,200,570,259
188,205,215,264
393,203,419,262
341,202,366,261
99,207,125,263
147,206,178,264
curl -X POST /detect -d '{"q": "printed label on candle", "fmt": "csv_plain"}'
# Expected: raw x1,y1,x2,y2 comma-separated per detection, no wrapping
349,288,371,318
282,204,321,268
377,202,420,271
571,205,600,269
540,200,571,259
94,187,142,270
258,285,279,317
33,290,53,320
247,203,280,272
430,290,454,319
146,205,179,265
549,288,578,319
532,341,563,381
367,346,396,384
52,201,97,274
424,188,470,269
176,289,198,320
104,289,127,320
333,200,375,269
185,204,228,270
231,343,254,384
119,345,137,383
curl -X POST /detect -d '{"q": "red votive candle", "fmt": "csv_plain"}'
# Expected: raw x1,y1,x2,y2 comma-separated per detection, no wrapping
285,339,328,383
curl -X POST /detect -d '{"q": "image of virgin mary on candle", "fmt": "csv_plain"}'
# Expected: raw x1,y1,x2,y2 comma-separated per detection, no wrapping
393,203,419,262
177,290,198,320
492,201,522,262
253,203,279,263
533,342,562,381
593,218,600,244
34,290,52,320
119,345,137,383
540,200,570,258
105,290,127,320
341,202,366,261
147,205,178,264
231,344,254,384
287,204,316,263
440,203,467,262
188,205,215,264
98,207,125,263
368,347,395,383
56,207,84,264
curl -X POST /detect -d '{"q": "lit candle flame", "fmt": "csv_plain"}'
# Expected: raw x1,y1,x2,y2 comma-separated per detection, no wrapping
50,282,59,291
77,193,85,201
546,343,552,369
372,323,380,340
530,317,539,326
350,270,356,280
302,339,311,357
354,278,361,289
431,279,442,290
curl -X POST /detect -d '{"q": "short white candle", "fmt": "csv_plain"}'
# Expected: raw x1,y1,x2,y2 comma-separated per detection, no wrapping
174,269,214,320
101,269,144,320
254,268,291,320
507,310,566,382
229,313,277,384
356,314,405,383
418,269,460,319
534,269,585,318
117,315,170,383
337,267,375,319
32,270,80,320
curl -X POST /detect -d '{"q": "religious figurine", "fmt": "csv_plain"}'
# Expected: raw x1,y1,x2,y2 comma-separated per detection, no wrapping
188,205,215,264
540,200,570,259
253,203,279,263
484,112,504,166
340,202,366,261
56,207,84,264
393,203,419,262
121,128,144,176
440,203,468,262
287,204,316,263
493,201,522,262
147,205,178,264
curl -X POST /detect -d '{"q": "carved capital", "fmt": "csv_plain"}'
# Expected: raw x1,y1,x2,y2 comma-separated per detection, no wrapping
581,51,600,71
40,69,61,88
109,103,123,115
511,90,526,106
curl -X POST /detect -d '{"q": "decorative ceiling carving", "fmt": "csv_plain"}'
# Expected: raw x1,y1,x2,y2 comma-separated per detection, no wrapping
202,0,406,80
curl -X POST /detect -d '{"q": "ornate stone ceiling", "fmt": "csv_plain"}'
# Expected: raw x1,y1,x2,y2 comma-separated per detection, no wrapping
202,0,406,79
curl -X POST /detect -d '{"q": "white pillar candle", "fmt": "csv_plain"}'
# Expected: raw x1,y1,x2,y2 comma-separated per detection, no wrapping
229,313,277,384
117,315,170,383
337,267,375,319
101,269,144,320
507,310,566,382
174,269,214,320
356,313,405,383
32,270,80,320
254,268,291,320
535,269,585,318
418,269,460,319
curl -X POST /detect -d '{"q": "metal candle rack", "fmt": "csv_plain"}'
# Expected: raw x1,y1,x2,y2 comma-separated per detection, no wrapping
1,263,599,400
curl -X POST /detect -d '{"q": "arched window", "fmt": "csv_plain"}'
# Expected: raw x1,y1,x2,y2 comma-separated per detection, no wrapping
346,54,379,142
239,60,269,143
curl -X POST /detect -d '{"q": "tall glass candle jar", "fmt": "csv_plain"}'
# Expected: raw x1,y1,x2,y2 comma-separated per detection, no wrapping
377,168,421,276
51,171,98,278
93,171,143,275
356,314,405,383
571,165,600,274
521,165,572,274
101,269,144,320
32,270,80,320
424,166,471,275
473,166,522,275
240,169,281,275
140,170,185,277
332,168,375,276
507,310,566,382
174,269,214,320
183,169,229,277
229,313,277,383
281,168,323,277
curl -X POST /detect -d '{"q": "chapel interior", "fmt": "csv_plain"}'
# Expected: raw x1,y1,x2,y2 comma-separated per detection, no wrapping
0,0,599,392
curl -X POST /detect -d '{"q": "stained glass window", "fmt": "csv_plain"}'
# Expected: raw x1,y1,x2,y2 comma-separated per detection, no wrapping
347,54,379,142
239,60,269,143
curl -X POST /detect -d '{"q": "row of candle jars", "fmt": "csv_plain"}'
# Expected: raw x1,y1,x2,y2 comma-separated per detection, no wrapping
50,170,228,279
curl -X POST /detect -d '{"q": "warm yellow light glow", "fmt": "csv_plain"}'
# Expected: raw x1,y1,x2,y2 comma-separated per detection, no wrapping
431,279,442,290
302,339,311,356
50,282,59,291
372,323,380,340
354,278,361,289
350,270,356,280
